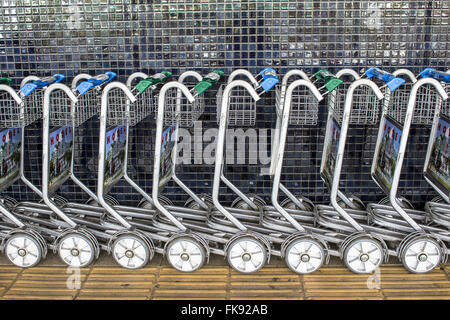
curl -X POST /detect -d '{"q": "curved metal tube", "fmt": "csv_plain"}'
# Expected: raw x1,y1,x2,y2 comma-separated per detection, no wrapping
389,77,448,231
270,70,311,175
42,83,78,228
271,79,324,232
393,69,417,83
336,69,361,80
0,84,22,105
228,69,259,87
20,76,40,89
71,73,92,91
330,79,384,232
97,82,136,229
212,80,260,232
126,72,148,88
152,81,195,232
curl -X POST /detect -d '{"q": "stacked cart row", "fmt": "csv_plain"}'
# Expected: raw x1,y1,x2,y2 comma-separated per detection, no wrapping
0,67,448,275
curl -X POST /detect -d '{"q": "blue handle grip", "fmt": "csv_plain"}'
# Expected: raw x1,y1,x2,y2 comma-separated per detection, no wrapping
258,68,279,92
77,71,117,95
420,68,450,83
365,67,405,91
20,73,65,96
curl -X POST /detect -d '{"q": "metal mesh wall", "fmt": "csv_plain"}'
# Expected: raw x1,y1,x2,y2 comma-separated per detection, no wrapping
0,0,448,207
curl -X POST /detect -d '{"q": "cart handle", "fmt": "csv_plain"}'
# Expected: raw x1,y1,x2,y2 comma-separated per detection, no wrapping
364,67,405,91
71,73,92,91
193,69,224,95
135,70,172,93
20,73,65,97
392,69,417,83
313,70,343,93
228,69,259,86
0,84,22,105
259,68,279,93
76,71,117,95
281,70,310,88
419,68,450,83
126,72,148,88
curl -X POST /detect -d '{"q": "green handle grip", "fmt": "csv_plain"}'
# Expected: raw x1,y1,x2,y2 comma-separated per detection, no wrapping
136,70,172,93
314,70,343,92
194,69,224,95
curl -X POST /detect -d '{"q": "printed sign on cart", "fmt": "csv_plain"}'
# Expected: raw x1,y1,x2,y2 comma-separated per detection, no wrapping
104,125,127,193
159,124,177,188
426,116,450,192
48,125,73,193
373,118,402,191
0,127,21,191
321,118,341,188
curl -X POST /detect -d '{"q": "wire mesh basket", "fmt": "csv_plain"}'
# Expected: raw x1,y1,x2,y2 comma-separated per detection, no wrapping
164,86,204,128
74,89,101,127
386,80,445,125
329,82,380,125
286,85,319,125
130,83,157,123
48,89,73,127
21,89,44,126
0,89,22,128
105,87,138,127
216,84,257,127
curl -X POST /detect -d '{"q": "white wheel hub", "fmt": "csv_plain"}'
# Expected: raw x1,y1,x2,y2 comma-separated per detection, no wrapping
113,236,149,269
58,234,94,268
227,238,266,273
167,238,205,272
5,234,41,268
285,239,324,274
403,238,441,273
344,239,383,274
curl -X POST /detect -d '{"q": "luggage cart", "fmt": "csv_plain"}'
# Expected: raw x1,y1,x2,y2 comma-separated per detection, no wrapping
91,71,222,271
0,79,49,268
150,69,282,273
0,74,69,267
424,69,450,226
314,69,405,273
7,73,119,268
315,68,449,273
366,68,450,273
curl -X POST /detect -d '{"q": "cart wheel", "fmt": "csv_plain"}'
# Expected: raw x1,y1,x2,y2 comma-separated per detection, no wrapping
58,233,96,268
5,233,43,268
166,237,205,272
280,196,314,212
227,237,267,273
158,196,174,207
285,238,325,274
112,234,150,269
343,237,383,274
401,236,442,274
231,194,266,210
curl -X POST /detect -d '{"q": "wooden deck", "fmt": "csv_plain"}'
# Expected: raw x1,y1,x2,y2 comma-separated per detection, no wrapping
0,264,448,300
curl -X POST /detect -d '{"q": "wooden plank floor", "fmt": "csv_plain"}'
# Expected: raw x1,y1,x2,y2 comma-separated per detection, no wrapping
0,264,448,300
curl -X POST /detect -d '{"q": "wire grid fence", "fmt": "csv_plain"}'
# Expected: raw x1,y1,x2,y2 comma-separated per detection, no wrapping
0,0,448,206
